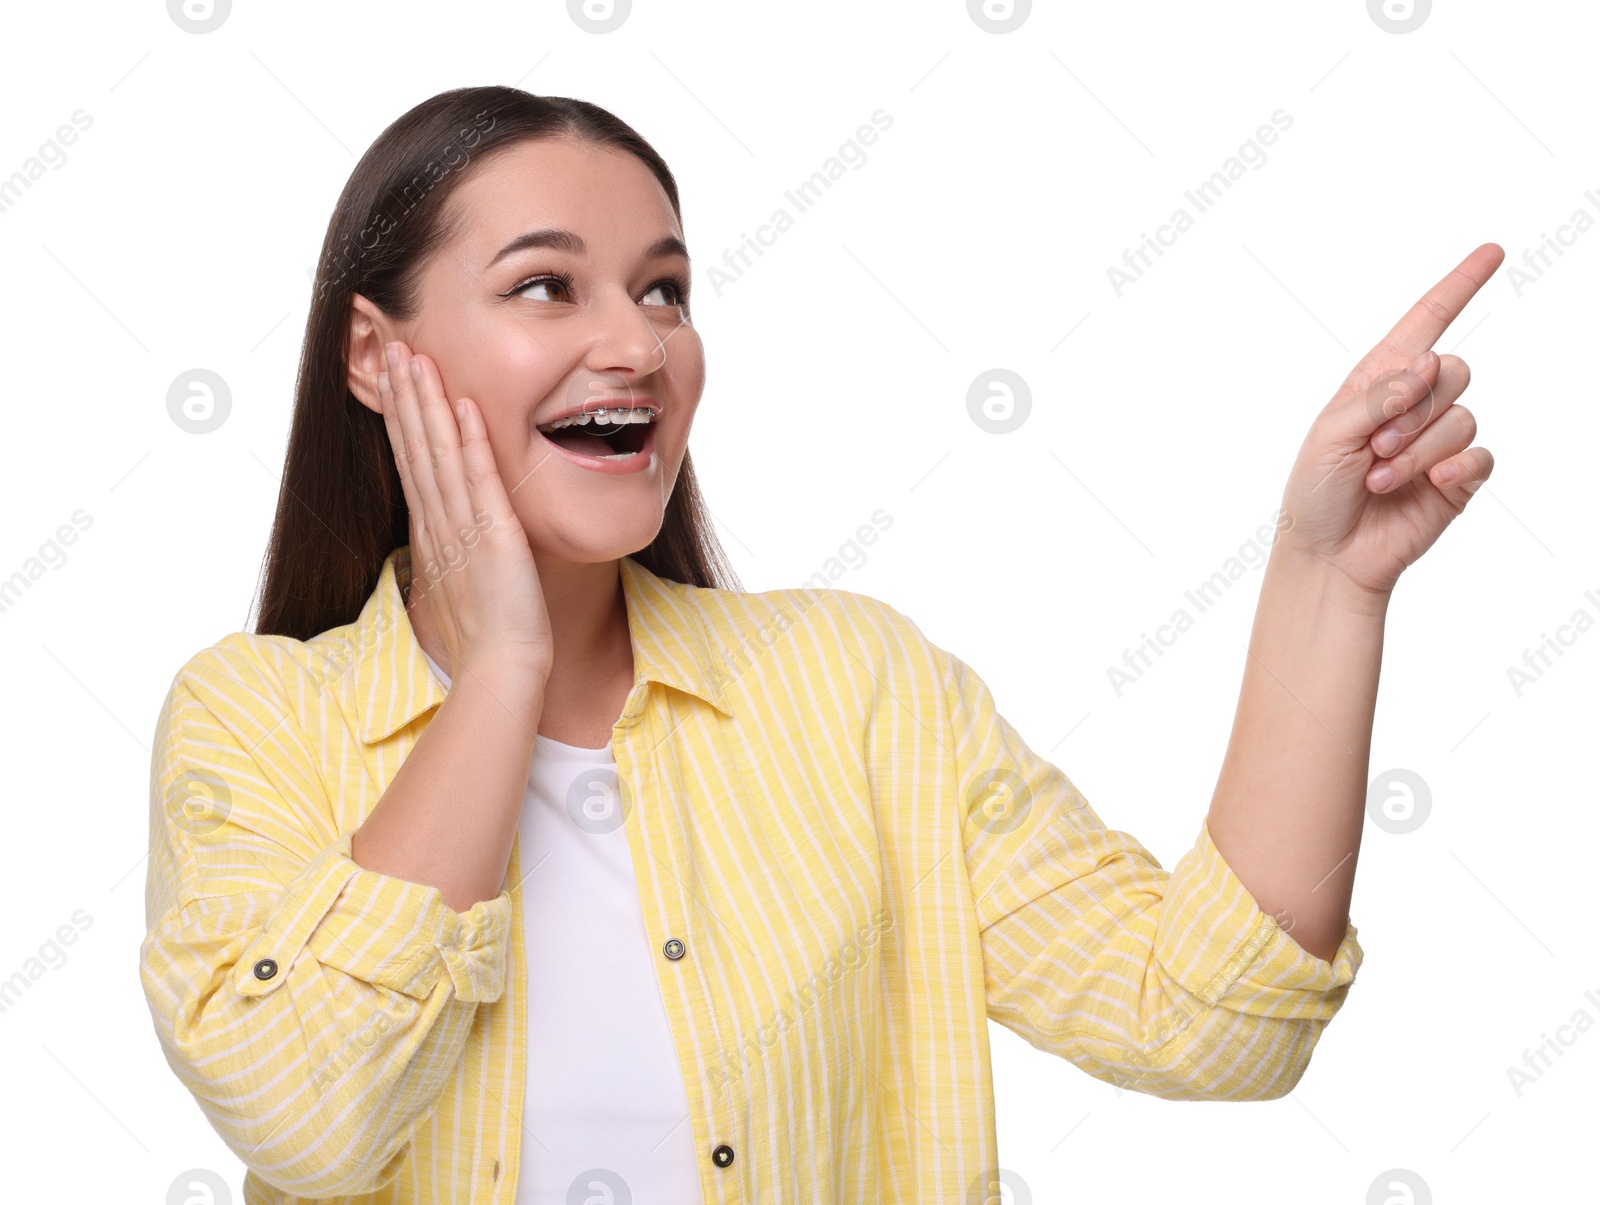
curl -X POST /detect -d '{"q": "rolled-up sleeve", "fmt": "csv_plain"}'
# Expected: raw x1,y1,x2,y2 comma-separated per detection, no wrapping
222,831,512,1005
936,640,1362,1103
138,670,513,1197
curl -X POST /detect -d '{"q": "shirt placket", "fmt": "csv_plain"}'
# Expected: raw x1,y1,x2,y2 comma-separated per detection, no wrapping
615,677,748,1203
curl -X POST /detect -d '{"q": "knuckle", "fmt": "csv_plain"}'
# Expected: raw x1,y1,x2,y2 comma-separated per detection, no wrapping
1392,404,1424,435
1418,294,1452,323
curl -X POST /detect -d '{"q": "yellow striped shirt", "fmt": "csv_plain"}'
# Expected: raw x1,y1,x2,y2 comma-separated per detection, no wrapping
140,543,1363,1203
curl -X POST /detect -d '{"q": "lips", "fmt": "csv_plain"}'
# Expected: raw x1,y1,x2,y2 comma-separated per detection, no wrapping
535,416,657,475
535,407,654,457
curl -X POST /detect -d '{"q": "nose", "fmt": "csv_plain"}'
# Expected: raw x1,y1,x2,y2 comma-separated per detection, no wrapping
581,286,673,382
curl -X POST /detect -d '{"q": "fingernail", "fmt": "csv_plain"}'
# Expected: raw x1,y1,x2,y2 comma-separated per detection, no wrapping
377,371,390,395
384,344,399,370
409,359,422,381
1434,461,1458,484
1373,429,1401,456
1368,465,1395,491
1409,350,1434,376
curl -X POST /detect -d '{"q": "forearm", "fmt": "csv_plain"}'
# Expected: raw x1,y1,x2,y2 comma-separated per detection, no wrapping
352,667,544,914
1205,548,1388,963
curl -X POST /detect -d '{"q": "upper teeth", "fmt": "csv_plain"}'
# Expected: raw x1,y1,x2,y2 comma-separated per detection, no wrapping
539,407,656,431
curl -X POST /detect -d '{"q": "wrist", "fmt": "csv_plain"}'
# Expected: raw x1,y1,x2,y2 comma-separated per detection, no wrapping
449,659,548,719
1266,547,1392,620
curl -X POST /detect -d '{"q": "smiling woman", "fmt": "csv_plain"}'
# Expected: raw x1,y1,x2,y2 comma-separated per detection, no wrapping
140,88,747,1203
140,82,1493,1205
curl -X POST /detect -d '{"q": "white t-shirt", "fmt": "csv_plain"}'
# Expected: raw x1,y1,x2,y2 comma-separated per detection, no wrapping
420,648,703,1204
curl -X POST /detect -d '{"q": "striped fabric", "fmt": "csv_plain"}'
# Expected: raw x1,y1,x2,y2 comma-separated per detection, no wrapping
140,543,1363,1204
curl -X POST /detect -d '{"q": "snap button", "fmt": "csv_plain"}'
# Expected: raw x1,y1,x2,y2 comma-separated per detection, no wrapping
662,938,685,960
252,958,278,980
712,1144,734,1168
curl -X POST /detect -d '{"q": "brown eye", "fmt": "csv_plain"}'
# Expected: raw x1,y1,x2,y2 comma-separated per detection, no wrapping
507,271,574,302
642,277,689,308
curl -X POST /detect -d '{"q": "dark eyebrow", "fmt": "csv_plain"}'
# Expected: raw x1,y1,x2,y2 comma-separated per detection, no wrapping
484,228,689,271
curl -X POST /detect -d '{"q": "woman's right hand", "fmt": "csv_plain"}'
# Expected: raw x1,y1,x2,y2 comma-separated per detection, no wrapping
378,340,554,687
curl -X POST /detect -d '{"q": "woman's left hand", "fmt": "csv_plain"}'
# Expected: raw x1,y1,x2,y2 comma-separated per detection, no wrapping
1275,242,1504,602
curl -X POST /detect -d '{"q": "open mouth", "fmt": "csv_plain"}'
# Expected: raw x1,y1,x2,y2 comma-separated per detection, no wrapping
534,409,655,460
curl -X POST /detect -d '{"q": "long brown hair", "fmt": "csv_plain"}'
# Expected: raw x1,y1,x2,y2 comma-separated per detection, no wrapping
252,86,739,642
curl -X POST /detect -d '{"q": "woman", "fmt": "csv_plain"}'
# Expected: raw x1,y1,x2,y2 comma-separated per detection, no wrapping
139,85,1499,1204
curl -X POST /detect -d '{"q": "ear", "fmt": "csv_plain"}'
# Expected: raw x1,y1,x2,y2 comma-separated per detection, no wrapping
347,294,398,415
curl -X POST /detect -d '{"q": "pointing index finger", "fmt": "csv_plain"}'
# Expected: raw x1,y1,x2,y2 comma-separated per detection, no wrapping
1373,242,1504,360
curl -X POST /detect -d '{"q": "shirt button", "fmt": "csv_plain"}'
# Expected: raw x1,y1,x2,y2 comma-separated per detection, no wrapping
711,1144,735,1168
252,958,278,980
662,938,685,960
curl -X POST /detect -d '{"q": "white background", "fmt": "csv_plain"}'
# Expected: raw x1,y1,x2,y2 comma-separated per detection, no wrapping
0,1,1593,1202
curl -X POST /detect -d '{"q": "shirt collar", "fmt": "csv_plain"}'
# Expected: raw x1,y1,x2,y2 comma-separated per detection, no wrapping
350,544,733,745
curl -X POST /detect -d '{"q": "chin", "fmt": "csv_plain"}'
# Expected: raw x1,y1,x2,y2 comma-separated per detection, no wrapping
527,512,667,565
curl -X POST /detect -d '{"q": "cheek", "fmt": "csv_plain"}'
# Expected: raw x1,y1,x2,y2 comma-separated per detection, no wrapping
435,322,567,424
663,326,706,394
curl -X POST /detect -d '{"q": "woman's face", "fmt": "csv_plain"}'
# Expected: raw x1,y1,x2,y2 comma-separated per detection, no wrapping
349,136,703,564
